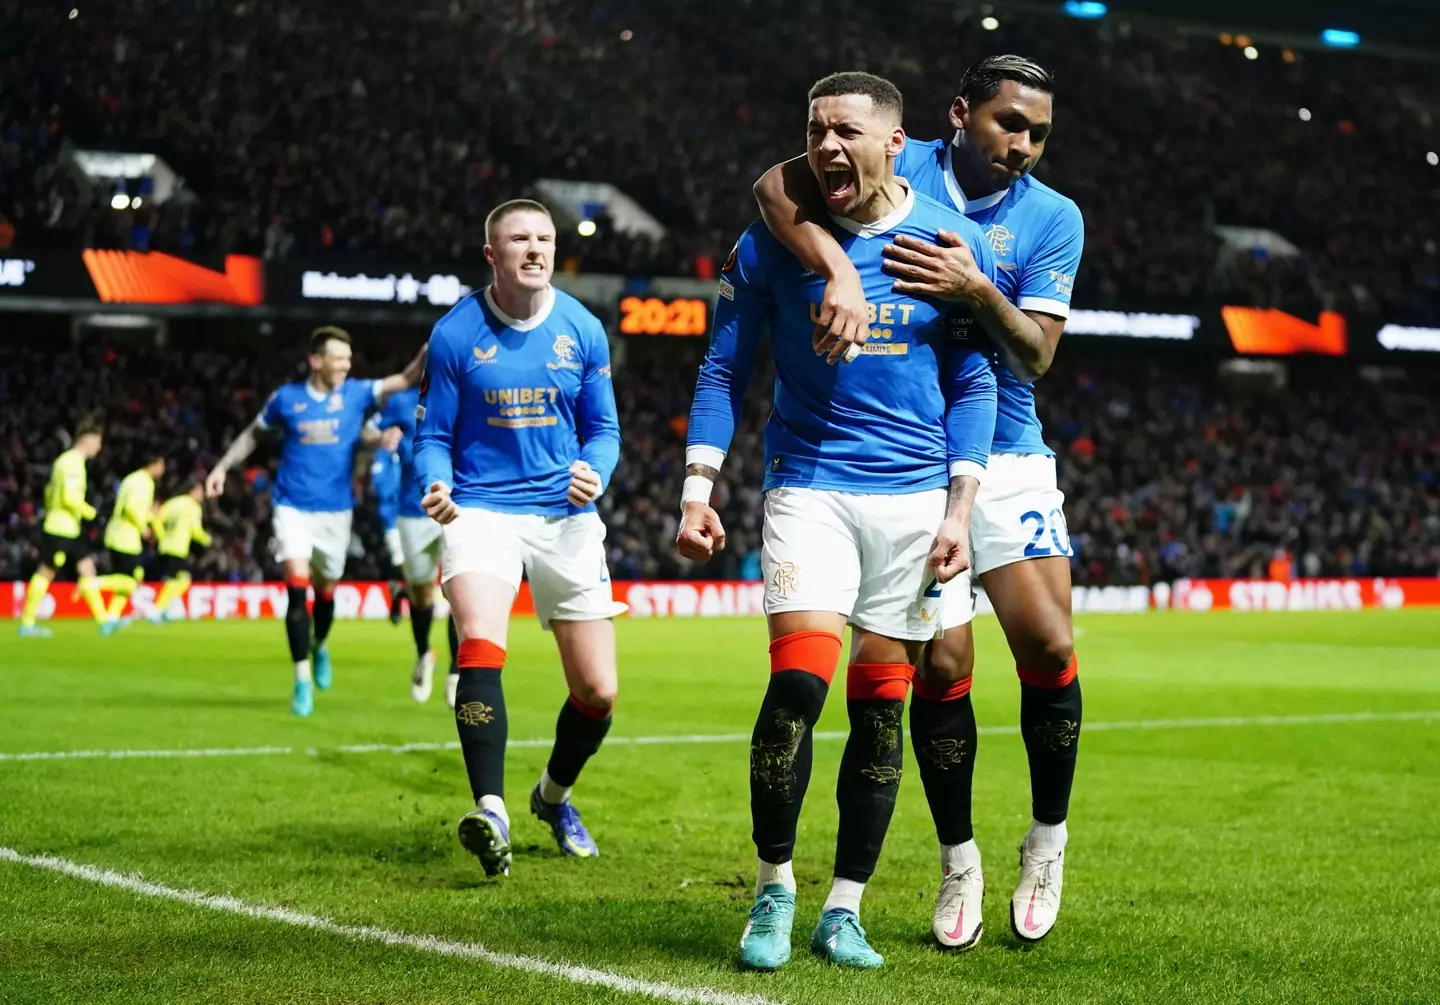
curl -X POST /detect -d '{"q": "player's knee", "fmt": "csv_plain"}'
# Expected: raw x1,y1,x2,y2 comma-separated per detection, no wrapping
1016,629,1075,681
570,680,617,715
923,634,974,684
411,583,435,607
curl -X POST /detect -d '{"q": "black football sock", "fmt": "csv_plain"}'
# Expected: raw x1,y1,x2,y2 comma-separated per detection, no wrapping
545,696,613,790
455,668,507,802
909,679,978,845
284,583,310,663
447,616,460,677
1019,659,1082,825
312,592,336,648
750,669,830,865
833,662,910,884
410,602,434,658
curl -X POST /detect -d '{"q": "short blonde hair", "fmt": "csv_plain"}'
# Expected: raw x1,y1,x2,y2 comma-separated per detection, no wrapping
484,199,553,243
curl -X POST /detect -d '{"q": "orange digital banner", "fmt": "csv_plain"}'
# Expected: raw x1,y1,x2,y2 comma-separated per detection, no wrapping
1162,577,1440,612
10,577,1440,621
1221,306,1346,355
82,250,264,305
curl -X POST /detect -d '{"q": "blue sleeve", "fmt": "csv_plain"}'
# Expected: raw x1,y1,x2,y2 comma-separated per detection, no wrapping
378,392,404,431
686,228,769,463
968,218,999,285
1017,200,1083,317
577,318,621,492
256,388,282,429
413,328,460,493
892,137,933,185
943,350,997,472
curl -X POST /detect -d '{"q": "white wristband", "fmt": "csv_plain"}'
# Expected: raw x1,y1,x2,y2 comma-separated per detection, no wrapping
681,474,714,506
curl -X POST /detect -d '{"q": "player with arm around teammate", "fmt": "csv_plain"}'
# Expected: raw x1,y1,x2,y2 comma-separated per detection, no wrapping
678,72,998,971
753,54,1085,947
205,327,425,717
415,199,624,878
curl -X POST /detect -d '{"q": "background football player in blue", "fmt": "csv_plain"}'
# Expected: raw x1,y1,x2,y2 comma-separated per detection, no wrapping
415,199,623,879
378,384,451,706
754,54,1084,948
679,72,998,971
206,327,425,717
368,435,408,626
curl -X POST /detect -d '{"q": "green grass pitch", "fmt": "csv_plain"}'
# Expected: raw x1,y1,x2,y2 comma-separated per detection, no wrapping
2,610,1438,1004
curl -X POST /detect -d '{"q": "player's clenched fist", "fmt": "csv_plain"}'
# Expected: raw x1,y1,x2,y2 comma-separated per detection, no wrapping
928,515,972,584
423,481,460,525
566,460,603,508
203,468,227,499
676,502,727,562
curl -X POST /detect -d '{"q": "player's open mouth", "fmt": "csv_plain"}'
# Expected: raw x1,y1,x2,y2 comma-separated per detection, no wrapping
519,262,546,273
821,163,855,203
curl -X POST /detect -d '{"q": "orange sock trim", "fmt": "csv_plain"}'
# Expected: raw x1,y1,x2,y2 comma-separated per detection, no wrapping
569,693,612,720
847,662,913,702
458,638,506,670
768,630,843,685
913,674,973,702
317,588,335,601
285,576,310,591
1017,653,1078,689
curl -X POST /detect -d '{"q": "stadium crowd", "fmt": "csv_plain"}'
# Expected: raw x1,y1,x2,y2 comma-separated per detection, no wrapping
3,1,1439,322
1,327,1436,587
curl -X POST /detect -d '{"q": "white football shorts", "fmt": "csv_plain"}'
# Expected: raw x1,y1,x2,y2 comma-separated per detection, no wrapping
940,453,1072,630
441,507,624,630
396,515,442,587
383,526,405,570
761,486,946,642
272,505,353,582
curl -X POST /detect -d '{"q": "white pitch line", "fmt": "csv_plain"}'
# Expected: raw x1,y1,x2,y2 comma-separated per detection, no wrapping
1,710,1436,764
0,846,779,1005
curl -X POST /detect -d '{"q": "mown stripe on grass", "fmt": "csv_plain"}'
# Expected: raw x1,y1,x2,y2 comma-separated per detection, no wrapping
2,709,1437,763
0,846,781,1005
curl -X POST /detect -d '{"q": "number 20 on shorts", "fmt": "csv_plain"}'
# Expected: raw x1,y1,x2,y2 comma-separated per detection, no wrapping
1020,508,1072,558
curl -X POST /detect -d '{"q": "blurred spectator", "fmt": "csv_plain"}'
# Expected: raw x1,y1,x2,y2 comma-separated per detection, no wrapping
1,1,1437,320
1,324,1436,586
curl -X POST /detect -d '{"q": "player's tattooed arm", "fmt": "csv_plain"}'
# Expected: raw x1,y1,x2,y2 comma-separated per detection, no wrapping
884,232,1061,381
754,156,869,365
685,462,720,482
205,418,261,498
928,474,980,583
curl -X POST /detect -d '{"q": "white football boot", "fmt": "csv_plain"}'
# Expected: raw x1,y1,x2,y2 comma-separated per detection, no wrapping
410,648,436,703
932,859,985,950
444,671,459,709
1010,838,1064,942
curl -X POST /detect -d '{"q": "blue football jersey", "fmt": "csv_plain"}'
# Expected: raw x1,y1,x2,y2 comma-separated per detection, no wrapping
688,183,998,494
257,378,381,512
369,448,402,531
414,286,621,516
895,137,1085,456
378,386,425,519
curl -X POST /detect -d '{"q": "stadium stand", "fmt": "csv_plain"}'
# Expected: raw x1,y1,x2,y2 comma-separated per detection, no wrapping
1,326,1435,586
2,0,1438,320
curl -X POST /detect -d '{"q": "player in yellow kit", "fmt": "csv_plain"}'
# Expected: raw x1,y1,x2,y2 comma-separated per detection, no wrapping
18,422,112,637
148,480,212,623
98,453,166,626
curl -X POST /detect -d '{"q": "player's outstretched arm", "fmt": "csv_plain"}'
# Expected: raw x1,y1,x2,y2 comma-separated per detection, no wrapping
205,417,262,498
754,156,868,365
413,332,460,524
375,343,429,403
